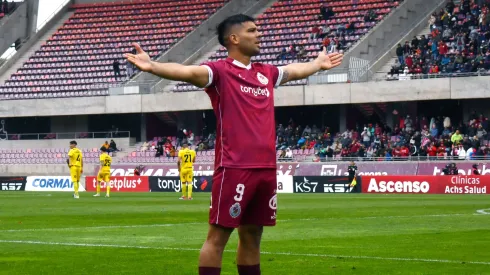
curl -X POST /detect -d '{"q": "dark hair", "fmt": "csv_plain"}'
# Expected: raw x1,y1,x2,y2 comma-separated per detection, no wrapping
100,146,107,152
216,14,255,47
70,140,77,145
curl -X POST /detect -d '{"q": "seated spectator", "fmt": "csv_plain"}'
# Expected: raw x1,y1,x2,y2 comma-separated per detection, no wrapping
155,144,164,157
285,148,293,159
477,125,487,139
141,141,149,151
309,26,321,40
297,136,306,148
431,124,439,137
451,130,464,144
102,141,110,150
297,45,306,62
109,139,119,152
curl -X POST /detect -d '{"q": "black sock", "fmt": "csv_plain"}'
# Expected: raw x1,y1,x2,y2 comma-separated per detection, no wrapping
237,264,261,275
199,267,221,275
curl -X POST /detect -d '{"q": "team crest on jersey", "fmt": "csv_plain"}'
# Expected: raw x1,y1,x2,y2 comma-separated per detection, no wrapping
256,72,269,85
269,194,277,210
229,202,241,218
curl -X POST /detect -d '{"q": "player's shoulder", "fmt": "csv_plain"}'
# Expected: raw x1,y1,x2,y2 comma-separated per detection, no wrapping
201,59,227,68
252,62,277,71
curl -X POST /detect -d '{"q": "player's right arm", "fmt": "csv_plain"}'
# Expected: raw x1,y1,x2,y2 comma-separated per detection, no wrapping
124,43,210,88
67,150,72,168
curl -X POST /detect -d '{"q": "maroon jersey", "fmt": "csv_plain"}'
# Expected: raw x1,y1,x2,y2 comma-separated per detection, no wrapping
202,58,283,169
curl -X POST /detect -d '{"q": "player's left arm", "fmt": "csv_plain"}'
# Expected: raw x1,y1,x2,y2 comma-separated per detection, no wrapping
278,48,343,85
177,156,182,172
80,154,84,174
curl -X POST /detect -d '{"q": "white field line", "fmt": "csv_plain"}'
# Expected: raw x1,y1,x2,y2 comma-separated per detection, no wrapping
476,208,490,215
0,214,482,233
0,239,489,266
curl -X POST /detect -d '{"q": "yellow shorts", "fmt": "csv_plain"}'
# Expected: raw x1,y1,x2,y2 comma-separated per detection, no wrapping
180,168,193,183
97,171,110,183
70,166,81,183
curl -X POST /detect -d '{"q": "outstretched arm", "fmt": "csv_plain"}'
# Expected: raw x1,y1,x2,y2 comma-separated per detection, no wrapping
124,43,210,88
279,48,343,85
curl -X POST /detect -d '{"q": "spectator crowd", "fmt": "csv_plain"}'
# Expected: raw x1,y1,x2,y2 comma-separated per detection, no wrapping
390,0,490,78
276,111,490,162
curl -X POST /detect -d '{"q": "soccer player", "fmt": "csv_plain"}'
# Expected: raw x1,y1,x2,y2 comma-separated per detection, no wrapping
347,161,358,191
94,146,112,197
178,142,196,200
125,14,343,275
67,141,83,199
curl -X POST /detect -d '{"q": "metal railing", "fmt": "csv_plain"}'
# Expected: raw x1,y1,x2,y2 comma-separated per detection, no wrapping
376,71,490,82
308,66,373,85
292,156,490,162
0,131,130,141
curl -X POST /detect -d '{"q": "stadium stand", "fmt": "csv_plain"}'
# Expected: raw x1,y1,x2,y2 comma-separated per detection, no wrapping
384,0,490,80
174,0,401,92
0,0,229,100
0,148,114,164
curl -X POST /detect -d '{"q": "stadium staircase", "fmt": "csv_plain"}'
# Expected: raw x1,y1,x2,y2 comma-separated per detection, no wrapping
0,11,74,85
312,0,447,83
373,25,431,79
366,0,448,80
0,0,233,100
132,0,276,93
0,1,28,59
160,0,275,92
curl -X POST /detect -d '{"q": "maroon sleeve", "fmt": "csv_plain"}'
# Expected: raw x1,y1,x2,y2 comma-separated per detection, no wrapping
262,64,284,88
200,61,220,88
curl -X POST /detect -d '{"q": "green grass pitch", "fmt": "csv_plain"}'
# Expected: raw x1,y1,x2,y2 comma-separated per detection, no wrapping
0,192,489,275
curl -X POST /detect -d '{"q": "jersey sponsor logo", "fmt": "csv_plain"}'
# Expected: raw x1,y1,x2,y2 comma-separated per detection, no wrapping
240,85,270,98
229,202,241,218
256,72,269,85
85,176,149,192
25,176,86,192
366,178,430,193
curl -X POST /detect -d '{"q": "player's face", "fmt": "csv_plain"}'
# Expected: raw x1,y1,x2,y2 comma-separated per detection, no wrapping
236,21,261,56
69,144,75,149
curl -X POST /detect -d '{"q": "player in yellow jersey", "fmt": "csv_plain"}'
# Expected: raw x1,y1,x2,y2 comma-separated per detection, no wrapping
177,142,196,200
67,141,83,199
94,146,112,198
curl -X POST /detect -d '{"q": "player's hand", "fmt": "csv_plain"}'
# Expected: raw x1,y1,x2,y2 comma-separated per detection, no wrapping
315,47,344,71
124,43,153,72
80,169,83,174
